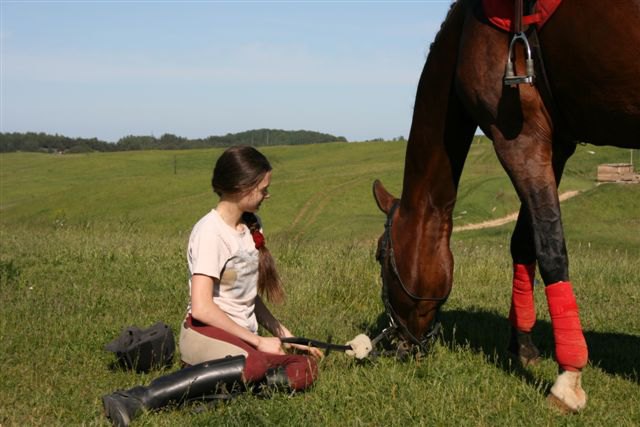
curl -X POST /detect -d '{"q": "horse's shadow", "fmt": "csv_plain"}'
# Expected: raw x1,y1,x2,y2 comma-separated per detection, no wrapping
364,309,639,385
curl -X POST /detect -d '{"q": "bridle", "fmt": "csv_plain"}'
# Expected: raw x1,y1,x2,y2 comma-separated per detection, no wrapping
373,200,451,353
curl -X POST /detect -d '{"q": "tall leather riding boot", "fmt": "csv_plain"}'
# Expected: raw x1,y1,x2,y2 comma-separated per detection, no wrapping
102,355,245,427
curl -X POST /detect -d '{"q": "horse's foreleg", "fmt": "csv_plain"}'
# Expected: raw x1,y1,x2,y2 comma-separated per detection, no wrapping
494,135,587,412
545,282,588,412
507,217,541,365
507,140,576,368
508,207,539,365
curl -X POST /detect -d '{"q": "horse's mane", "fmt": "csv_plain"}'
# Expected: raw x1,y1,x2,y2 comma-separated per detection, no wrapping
429,1,465,53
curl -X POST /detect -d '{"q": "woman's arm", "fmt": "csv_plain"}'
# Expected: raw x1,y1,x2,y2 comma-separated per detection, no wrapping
255,295,288,337
190,274,284,355
255,296,323,359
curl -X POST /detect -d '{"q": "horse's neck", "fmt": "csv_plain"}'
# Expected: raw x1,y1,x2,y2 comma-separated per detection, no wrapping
399,71,462,219
399,0,472,225
399,138,457,237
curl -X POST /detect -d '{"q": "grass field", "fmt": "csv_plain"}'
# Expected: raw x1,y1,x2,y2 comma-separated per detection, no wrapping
1,141,638,426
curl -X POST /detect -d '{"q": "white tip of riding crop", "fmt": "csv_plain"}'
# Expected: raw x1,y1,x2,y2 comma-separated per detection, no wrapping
345,334,373,359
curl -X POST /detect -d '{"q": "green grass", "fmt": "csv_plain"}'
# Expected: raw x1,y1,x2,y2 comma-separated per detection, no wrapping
1,141,638,426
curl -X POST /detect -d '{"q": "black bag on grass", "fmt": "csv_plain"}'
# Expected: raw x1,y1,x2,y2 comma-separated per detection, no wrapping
105,322,175,372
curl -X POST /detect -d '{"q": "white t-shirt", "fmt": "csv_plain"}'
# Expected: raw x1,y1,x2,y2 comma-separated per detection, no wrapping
186,209,260,334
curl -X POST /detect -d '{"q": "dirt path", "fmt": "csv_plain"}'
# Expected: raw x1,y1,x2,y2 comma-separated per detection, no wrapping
452,190,581,232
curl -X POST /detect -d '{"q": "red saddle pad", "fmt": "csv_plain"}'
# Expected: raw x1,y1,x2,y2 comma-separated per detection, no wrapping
483,0,562,32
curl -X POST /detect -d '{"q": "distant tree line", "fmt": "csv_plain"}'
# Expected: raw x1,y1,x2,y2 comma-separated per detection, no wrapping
361,136,406,143
0,129,348,153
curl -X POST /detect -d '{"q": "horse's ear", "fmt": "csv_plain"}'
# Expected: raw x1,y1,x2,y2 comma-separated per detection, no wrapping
372,179,397,214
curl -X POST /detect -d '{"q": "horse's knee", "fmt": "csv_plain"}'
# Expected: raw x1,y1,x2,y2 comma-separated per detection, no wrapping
532,223,568,284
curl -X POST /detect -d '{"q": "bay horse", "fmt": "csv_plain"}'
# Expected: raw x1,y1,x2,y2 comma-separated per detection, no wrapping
372,0,640,413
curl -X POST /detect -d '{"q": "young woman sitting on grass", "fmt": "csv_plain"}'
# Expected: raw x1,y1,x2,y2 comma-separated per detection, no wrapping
103,145,322,427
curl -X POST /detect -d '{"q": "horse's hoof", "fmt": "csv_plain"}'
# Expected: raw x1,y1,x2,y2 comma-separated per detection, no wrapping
547,370,587,413
507,350,540,367
508,329,541,367
518,354,541,367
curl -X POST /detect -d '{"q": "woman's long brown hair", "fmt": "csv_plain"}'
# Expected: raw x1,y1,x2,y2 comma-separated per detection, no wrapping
212,146,285,304
242,212,284,304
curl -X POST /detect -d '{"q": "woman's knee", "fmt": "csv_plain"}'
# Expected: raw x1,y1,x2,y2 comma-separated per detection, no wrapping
285,356,318,391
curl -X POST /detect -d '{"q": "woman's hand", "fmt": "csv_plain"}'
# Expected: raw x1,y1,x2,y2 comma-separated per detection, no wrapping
279,327,324,359
254,296,323,359
256,336,285,355
285,342,324,360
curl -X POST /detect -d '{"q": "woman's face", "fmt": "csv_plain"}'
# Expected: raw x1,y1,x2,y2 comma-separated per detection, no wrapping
238,171,271,213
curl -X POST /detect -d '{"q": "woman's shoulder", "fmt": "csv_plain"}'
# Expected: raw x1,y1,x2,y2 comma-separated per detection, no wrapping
189,210,236,253
191,210,224,236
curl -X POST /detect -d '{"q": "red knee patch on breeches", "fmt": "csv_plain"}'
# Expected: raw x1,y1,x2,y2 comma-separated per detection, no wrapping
241,352,318,390
260,354,318,391
509,263,537,332
545,281,588,371
284,355,318,390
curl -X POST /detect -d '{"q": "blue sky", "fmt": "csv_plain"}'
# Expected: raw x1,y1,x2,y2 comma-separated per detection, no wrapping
1,1,453,142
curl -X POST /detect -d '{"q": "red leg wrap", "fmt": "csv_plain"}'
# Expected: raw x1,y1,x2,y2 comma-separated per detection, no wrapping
508,263,536,332
545,281,588,371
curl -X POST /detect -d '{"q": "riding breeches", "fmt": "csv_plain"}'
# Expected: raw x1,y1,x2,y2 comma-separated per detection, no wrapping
179,315,318,391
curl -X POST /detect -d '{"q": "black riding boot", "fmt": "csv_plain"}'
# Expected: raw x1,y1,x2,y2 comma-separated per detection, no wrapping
102,355,245,427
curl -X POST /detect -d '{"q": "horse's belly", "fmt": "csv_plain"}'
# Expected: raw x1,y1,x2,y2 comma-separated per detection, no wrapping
539,0,640,148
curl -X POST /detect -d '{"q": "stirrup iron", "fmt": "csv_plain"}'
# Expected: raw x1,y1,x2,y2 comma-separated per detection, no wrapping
504,32,535,87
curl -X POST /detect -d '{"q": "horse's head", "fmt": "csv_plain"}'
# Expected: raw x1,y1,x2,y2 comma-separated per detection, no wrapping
372,179,452,354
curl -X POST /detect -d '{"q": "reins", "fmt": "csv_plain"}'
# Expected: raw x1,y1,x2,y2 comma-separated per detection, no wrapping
280,337,350,353
280,335,373,360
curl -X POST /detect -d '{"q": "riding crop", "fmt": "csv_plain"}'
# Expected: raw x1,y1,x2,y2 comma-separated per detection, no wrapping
280,334,373,359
